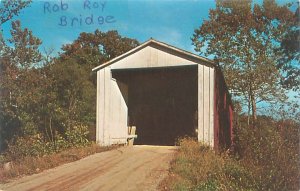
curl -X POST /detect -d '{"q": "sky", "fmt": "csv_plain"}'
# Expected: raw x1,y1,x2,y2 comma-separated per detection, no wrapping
1,0,216,55
1,0,298,115
1,0,294,55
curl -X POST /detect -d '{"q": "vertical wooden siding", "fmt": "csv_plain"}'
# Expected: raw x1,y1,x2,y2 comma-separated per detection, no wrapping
198,65,215,147
213,68,233,150
111,45,199,70
96,68,128,146
96,44,218,147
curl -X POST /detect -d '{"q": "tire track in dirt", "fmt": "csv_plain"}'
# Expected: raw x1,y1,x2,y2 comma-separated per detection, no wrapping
1,149,125,191
51,149,146,191
29,152,124,191
0,146,175,191
86,146,175,191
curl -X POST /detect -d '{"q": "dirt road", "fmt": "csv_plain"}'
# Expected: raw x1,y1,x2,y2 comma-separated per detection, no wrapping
0,145,175,191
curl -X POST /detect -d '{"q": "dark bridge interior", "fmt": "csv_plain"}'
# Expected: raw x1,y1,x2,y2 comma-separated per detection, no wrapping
112,65,198,146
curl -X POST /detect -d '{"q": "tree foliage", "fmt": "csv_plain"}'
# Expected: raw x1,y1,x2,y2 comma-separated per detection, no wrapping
8,20,42,69
0,21,43,148
0,0,31,26
0,24,139,155
192,0,296,125
60,30,139,68
277,5,300,90
168,117,300,191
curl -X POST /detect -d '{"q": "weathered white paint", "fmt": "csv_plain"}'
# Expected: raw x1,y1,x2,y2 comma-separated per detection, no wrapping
96,69,104,145
96,67,128,145
110,45,199,70
203,66,210,144
92,39,214,72
95,39,215,147
198,65,215,146
109,78,128,144
198,65,204,143
209,67,215,147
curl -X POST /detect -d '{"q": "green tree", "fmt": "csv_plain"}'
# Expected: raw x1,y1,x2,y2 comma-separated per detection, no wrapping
277,5,300,91
0,20,44,151
56,29,139,133
60,30,139,69
8,20,42,69
192,0,295,126
0,27,139,154
48,30,139,141
46,60,96,133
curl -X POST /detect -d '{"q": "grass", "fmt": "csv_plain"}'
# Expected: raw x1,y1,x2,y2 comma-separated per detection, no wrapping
161,138,246,191
0,143,117,183
161,133,299,191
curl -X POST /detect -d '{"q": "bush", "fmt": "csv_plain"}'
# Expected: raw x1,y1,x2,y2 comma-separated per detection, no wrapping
166,120,300,191
65,124,89,147
168,138,256,191
4,124,91,161
235,119,300,191
6,136,49,159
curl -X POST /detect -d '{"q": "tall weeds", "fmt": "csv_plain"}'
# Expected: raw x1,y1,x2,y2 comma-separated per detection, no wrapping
165,119,299,191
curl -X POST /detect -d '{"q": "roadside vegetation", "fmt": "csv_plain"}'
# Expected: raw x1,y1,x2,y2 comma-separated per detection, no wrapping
0,0,299,189
161,0,300,190
162,117,299,191
0,0,138,183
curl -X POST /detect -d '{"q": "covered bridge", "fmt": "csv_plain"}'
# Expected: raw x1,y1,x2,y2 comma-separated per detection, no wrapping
92,39,233,149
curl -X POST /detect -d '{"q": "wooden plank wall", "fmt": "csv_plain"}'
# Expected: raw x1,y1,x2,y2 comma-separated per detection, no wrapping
96,67,128,146
111,45,198,70
96,44,216,146
109,78,128,144
96,69,104,145
198,65,215,147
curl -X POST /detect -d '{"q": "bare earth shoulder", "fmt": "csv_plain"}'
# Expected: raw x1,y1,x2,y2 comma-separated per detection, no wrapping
0,145,175,191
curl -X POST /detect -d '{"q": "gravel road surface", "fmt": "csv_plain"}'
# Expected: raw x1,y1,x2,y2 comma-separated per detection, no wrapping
0,145,175,191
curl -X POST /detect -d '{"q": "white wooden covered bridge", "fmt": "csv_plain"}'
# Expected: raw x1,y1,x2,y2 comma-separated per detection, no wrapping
92,39,233,149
